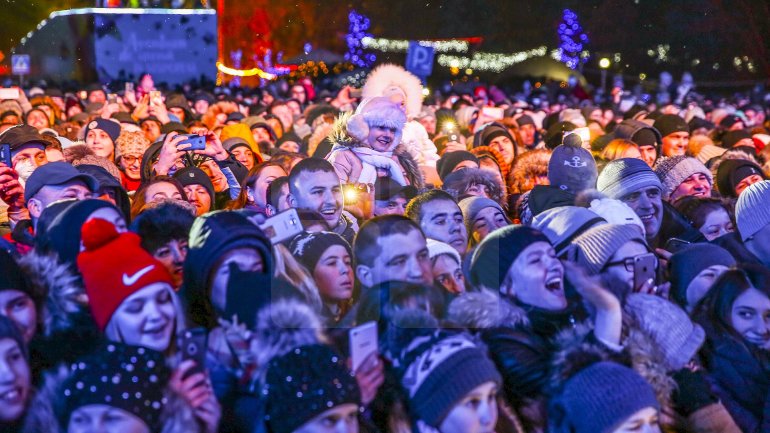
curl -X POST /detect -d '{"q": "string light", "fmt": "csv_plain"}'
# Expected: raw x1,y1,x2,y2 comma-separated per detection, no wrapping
362,37,469,53
437,46,548,72
215,62,276,79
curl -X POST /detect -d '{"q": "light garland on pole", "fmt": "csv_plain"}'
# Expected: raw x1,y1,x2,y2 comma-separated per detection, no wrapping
362,37,470,53
437,46,549,72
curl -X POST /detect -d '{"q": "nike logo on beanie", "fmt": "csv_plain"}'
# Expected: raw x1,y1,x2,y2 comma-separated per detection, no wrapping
122,265,155,286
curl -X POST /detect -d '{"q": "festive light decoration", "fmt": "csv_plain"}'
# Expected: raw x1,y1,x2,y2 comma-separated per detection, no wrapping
557,9,589,69
215,62,276,79
362,37,470,53
345,10,376,67
437,46,548,72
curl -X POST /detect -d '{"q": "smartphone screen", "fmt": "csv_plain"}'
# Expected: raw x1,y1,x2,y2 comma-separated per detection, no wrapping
0,144,12,167
0,88,20,100
633,253,657,292
349,321,378,373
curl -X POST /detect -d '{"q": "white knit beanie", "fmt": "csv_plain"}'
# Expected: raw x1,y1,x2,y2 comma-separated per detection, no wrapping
736,180,770,241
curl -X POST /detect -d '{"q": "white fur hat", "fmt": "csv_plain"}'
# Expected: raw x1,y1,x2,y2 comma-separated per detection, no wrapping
362,64,424,118
347,97,407,150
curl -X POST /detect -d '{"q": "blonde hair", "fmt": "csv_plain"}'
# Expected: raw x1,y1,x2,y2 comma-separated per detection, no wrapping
104,284,188,360
600,138,640,161
272,244,323,312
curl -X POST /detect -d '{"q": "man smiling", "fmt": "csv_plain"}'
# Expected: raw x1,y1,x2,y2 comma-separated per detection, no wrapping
289,158,356,244
598,158,664,243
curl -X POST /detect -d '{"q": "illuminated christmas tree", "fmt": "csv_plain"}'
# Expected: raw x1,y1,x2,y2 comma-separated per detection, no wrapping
345,10,375,68
558,9,589,70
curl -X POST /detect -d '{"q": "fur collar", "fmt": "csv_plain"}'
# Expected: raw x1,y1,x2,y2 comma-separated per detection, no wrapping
447,290,529,330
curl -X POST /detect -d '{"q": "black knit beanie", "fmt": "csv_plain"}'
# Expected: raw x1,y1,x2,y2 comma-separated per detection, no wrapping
398,331,502,427
669,243,736,307
289,231,352,272
716,159,766,198
58,342,170,432
264,344,360,433
469,225,551,291
35,198,118,266
436,151,480,181
174,166,215,208
653,114,689,138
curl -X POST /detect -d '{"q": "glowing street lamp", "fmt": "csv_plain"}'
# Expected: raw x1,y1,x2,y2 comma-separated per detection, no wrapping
599,57,611,95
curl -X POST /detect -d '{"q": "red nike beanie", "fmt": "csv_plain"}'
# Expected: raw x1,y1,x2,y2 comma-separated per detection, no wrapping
77,218,173,331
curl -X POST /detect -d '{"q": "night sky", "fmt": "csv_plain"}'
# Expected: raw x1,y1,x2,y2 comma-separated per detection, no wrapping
3,0,768,84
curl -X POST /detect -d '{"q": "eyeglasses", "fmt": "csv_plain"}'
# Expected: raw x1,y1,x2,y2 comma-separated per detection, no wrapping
604,253,658,273
121,155,142,164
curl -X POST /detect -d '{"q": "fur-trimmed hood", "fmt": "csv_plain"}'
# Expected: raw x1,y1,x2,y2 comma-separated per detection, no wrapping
22,365,201,433
362,64,424,119
17,251,91,338
508,149,551,194
250,299,327,383
548,321,676,411
442,167,506,207
447,290,529,330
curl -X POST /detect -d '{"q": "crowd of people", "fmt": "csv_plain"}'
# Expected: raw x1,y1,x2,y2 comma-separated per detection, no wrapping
0,64,769,433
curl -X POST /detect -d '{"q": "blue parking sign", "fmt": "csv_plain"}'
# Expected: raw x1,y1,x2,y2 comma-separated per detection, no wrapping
406,42,434,78
12,55,30,75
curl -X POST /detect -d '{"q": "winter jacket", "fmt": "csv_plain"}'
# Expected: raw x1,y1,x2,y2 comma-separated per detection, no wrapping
17,251,101,384
447,291,592,431
548,323,740,433
698,321,770,433
326,113,424,189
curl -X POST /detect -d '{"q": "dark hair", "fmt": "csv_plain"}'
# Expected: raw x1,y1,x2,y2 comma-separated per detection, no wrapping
227,161,286,210
353,215,423,267
694,264,770,342
356,281,444,335
271,150,307,174
404,189,457,223
267,176,289,208
673,196,734,230
288,157,336,196
130,176,188,220
0,315,27,360
130,200,195,254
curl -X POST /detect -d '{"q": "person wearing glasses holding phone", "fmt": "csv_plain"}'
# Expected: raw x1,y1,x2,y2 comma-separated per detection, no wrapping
571,223,668,302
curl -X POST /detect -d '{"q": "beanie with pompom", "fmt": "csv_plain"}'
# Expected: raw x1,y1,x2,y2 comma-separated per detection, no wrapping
77,218,173,330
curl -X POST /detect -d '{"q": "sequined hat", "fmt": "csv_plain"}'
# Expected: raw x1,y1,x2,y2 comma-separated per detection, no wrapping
58,342,170,431
263,344,361,433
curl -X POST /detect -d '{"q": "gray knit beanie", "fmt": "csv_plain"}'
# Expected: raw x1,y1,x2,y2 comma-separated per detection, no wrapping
549,362,660,433
653,156,712,201
531,206,605,256
570,223,648,275
736,180,770,241
624,294,705,371
458,196,506,237
597,158,662,200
